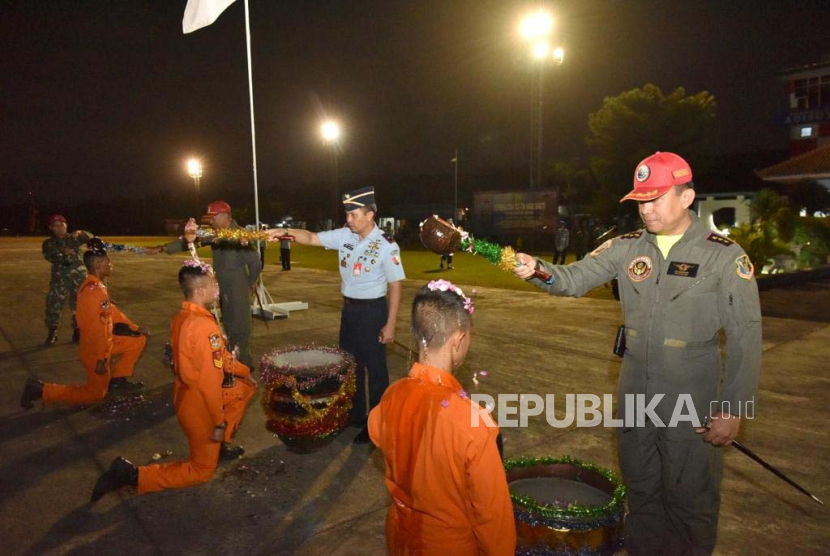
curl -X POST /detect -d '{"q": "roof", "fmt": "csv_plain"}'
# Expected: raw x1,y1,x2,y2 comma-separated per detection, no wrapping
756,144,830,183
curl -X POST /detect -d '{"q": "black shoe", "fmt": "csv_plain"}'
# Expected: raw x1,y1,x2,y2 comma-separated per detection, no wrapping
72,328,80,343
44,328,58,347
108,377,144,392
352,426,371,445
21,379,44,410
219,443,245,462
91,457,138,503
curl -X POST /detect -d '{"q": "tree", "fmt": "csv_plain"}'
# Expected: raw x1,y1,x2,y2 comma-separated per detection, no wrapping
788,180,830,216
586,85,717,202
729,189,795,270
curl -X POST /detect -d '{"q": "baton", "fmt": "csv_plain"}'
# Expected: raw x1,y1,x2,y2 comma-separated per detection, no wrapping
703,417,824,505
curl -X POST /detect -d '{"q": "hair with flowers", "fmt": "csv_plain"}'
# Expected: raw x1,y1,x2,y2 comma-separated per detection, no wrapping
182,258,214,275
427,279,474,314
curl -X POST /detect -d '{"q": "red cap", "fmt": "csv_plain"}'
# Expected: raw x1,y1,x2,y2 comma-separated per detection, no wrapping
47,214,66,225
206,200,231,215
620,152,693,203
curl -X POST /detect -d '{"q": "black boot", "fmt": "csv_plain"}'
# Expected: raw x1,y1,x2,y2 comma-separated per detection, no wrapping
72,328,80,343
219,443,245,462
44,327,58,347
21,378,44,410
91,457,138,503
108,377,144,392
352,425,371,445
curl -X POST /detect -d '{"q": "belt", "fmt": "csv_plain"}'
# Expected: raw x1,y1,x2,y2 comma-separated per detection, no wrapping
343,296,385,305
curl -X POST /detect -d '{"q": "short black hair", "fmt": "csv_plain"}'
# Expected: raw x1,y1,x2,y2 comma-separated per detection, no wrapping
178,265,212,299
83,250,108,272
674,181,695,195
411,284,471,350
359,204,377,216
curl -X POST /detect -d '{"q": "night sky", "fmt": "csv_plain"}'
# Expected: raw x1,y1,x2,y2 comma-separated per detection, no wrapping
3,0,830,207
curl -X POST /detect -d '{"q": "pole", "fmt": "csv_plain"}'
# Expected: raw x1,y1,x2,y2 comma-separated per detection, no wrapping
243,0,261,241
453,149,458,222
332,146,340,226
194,176,201,215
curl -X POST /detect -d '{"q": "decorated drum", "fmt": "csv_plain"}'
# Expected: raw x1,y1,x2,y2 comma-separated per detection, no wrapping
506,456,626,555
259,347,356,453
419,215,461,255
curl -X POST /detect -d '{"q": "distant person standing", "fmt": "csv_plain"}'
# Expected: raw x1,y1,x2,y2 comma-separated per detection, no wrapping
42,214,92,346
439,219,454,270
151,201,261,368
574,224,590,261
280,235,291,271
553,220,569,265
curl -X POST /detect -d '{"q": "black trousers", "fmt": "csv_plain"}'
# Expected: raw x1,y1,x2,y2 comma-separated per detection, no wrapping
553,248,567,265
280,248,291,270
339,297,390,423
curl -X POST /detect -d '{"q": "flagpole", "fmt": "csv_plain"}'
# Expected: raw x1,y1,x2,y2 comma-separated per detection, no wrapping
243,0,261,240
453,149,458,222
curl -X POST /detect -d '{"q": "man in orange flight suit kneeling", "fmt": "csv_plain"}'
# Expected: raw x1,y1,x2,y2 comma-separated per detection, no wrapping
21,239,146,410
91,260,255,501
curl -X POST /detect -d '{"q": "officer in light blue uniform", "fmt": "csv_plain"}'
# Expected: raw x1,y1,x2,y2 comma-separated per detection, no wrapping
274,187,405,444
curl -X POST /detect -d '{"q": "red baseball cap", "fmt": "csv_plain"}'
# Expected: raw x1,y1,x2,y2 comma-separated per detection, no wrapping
620,152,693,203
206,200,231,216
47,214,66,225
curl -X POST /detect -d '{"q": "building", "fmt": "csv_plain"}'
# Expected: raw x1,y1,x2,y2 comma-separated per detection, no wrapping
781,58,830,157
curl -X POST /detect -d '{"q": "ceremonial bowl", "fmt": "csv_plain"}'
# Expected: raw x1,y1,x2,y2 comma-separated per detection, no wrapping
419,215,461,255
259,347,356,453
506,456,626,555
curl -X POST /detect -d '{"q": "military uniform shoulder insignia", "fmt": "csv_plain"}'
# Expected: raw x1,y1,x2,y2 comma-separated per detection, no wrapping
706,232,734,246
209,333,222,350
381,232,394,244
619,231,643,240
735,254,754,280
590,239,613,257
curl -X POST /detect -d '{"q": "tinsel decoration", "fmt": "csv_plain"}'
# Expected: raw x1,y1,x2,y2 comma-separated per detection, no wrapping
259,346,356,451
196,227,272,243
459,235,522,273
504,455,626,521
102,241,149,254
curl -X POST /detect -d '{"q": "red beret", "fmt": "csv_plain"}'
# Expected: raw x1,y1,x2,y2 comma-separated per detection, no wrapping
48,214,67,225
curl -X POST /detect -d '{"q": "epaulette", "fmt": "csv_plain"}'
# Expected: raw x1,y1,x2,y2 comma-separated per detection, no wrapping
619,231,643,240
706,232,734,246
382,232,395,243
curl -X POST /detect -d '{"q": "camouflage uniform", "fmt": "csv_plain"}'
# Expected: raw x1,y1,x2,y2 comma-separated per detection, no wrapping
163,220,261,367
43,231,92,329
528,211,762,555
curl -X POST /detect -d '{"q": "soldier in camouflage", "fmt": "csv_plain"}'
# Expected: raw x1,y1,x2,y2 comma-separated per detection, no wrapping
514,152,762,556
42,214,92,346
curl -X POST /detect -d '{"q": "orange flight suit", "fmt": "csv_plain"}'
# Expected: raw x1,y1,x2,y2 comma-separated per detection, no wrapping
138,301,254,494
42,275,146,405
368,362,517,556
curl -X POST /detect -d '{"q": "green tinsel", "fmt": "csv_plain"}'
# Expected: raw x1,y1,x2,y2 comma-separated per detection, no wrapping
460,237,504,266
504,455,626,520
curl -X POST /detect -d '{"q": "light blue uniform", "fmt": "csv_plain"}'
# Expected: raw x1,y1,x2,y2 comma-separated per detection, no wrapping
318,224,406,299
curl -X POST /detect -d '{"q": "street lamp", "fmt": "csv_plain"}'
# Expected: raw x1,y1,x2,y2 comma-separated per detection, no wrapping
320,120,341,225
518,9,563,189
187,158,203,211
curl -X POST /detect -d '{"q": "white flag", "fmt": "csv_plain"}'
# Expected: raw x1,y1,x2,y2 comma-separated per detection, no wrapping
183,0,237,34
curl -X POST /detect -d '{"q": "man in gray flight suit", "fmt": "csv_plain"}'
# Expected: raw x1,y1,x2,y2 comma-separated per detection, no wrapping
270,187,405,444
151,200,261,368
514,152,762,556
42,214,93,346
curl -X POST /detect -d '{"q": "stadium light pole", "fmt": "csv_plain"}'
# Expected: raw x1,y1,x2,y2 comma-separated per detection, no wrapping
321,120,341,226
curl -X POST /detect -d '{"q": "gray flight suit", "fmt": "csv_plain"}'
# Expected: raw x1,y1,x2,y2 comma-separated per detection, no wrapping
164,220,261,367
528,211,762,556
42,231,92,329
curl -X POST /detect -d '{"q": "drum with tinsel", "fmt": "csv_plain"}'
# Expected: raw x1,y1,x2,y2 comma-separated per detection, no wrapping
506,456,626,555
419,215,461,255
259,347,356,453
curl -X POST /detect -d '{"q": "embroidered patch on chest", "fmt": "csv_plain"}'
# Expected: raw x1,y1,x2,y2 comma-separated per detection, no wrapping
667,261,699,278
627,256,653,282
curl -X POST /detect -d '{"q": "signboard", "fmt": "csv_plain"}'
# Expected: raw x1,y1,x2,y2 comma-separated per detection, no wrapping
473,189,558,236
780,106,830,125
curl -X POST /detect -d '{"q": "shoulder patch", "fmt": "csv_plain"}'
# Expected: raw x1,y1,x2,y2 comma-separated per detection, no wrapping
619,231,643,240
381,232,395,243
735,254,754,280
706,232,735,246
209,333,222,350
590,239,613,257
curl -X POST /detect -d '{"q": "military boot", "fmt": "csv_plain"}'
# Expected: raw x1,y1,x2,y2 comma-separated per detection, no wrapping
219,443,245,462
44,327,58,346
20,378,44,410
90,457,138,503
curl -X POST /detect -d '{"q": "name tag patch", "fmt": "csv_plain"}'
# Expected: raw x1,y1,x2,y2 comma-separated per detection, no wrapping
667,262,699,278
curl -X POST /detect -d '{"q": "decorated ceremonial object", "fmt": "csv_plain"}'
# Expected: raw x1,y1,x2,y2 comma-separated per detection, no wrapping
419,215,553,282
620,151,693,203
259,346,356,453
506,456,625,555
